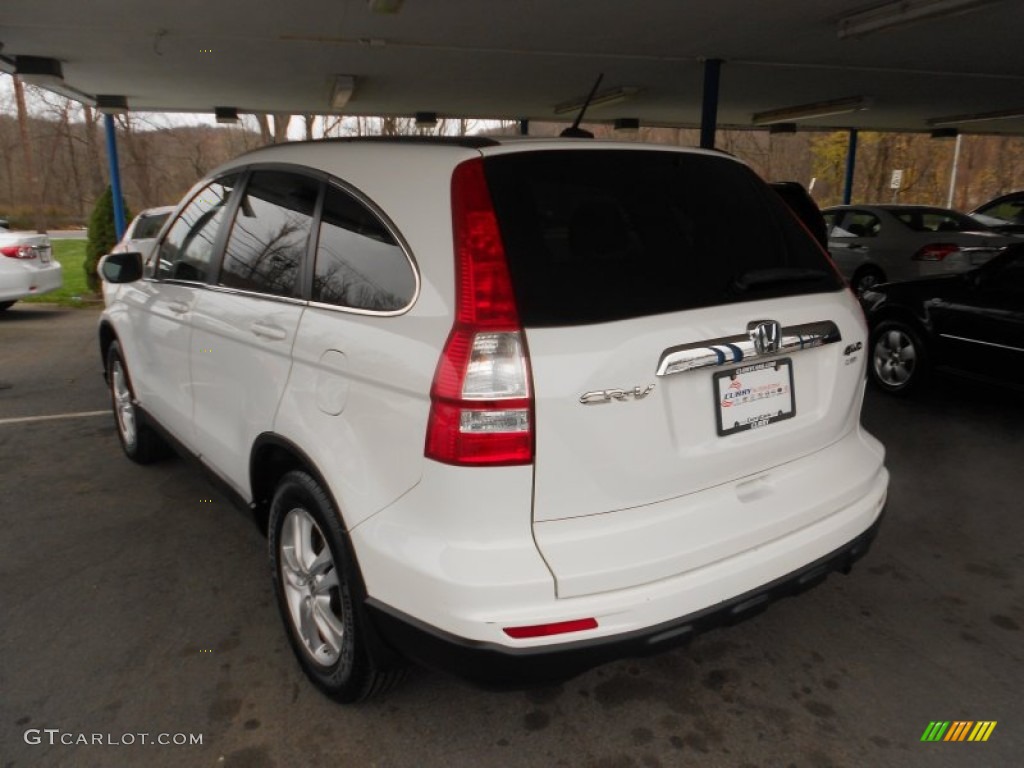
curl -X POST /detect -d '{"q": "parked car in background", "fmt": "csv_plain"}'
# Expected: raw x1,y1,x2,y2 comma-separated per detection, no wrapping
822,204,1016,294
0,230,61,311
98,137,887,701
969,190,1024,236
860,242,1024,394
111,205,174,265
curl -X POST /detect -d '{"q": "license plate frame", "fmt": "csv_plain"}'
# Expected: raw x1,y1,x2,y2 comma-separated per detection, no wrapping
714,358,796,437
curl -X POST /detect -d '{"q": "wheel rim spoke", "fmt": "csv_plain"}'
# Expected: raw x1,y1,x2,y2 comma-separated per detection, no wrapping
312,596,345,656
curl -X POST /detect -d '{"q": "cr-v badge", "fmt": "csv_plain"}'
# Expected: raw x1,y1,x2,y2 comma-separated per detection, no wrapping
579,385,655,405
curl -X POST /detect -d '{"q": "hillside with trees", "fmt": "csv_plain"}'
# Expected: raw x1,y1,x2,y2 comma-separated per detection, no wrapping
2,74,1023,232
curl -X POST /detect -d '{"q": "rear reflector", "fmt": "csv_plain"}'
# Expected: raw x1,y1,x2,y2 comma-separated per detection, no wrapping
503,618,598,639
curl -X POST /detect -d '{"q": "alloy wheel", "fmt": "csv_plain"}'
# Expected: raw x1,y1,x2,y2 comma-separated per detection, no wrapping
278,507,345,666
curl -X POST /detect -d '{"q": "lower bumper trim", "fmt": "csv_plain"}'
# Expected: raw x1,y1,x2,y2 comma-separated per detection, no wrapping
364,510,885,688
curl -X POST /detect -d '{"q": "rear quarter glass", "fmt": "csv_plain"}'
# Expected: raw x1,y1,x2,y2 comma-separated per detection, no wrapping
483,150,842,327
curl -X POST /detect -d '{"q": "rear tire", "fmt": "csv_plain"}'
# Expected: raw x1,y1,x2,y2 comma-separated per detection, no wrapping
869,320,929,395
106,341,167,463
269,470,405,702
851,266,885,296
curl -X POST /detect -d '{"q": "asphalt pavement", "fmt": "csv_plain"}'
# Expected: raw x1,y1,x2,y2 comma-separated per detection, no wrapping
1,303,1021,768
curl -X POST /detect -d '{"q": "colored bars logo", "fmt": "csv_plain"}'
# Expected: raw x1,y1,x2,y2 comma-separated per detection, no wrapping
921,721,997,742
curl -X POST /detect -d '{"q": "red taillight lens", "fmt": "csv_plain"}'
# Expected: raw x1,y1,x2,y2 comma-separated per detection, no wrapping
913,243,959,262
424,159,534,467
1,245,35,259
503,618,599,639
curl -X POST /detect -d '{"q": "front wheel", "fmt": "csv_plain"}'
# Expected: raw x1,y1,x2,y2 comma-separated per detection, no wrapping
268,470,404,702
869,320,929,395
106,341,167,463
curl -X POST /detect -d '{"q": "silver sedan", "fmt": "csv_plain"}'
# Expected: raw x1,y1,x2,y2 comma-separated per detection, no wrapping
822,204,1016,294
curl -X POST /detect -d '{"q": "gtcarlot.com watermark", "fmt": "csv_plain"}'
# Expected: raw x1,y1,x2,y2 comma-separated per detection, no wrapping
24,728,203,747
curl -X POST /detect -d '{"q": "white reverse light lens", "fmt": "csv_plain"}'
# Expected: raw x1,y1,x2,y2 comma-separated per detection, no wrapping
460,409,530,434
461,332,529,399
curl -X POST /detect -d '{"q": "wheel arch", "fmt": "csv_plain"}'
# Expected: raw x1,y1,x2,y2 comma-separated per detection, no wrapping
98,320,118,378
250,433,347,534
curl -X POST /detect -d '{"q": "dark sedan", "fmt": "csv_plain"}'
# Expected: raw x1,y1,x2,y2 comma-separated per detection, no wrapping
860,243,1024,394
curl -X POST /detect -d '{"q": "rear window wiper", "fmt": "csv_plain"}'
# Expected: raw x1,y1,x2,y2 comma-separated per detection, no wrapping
732,267,829,292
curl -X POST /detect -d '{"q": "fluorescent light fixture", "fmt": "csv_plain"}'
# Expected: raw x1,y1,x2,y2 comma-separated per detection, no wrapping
614,118,640,132
928,107,1024,126
95,94,129,114
15,55,64,86
553,86,641,116
752,96,871,126
215,107,239,124
837,0,1000,39
368,0,404,13
330,75,356,110
415,111,438,128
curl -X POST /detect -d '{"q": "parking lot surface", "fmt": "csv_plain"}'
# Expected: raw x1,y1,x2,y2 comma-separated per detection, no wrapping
1,304,1021,768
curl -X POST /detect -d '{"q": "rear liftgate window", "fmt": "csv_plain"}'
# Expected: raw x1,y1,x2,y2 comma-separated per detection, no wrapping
483,151,842,327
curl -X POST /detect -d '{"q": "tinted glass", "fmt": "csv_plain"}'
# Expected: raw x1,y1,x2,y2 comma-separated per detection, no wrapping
312,184,415,311
892,209,985,233
134,212,170,239
219,171,318,298
483,151,842,327
977,198,1024,224
844,211,881,238
981,246,1024,294
157,176,238,281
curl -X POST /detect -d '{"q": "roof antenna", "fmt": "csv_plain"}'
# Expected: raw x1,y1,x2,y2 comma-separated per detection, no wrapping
560,73,603,138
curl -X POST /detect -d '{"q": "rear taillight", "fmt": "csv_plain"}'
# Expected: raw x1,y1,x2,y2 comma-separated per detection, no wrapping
424,158,534,467
1,245,36,259
912,243,959,262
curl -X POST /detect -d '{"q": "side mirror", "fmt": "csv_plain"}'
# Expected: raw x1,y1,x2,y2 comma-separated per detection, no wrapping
99,251,144,283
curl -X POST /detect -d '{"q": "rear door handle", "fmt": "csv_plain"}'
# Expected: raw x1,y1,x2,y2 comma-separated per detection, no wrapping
250,322,287,341
167,301,189,315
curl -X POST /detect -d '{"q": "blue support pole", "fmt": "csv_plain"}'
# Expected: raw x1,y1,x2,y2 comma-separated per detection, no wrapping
518,119,529,136
842,129,858,205
700,58,723,150
103,113,127,239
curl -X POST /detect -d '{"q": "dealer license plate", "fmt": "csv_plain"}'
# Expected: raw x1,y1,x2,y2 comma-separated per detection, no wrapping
714,359,795,437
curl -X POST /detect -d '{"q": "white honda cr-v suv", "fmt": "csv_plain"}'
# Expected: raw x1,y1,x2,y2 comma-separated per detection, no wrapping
98,136,888,702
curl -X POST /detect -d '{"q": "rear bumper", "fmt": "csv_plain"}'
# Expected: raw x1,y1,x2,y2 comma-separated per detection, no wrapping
365,508,884,688
0,260,62,302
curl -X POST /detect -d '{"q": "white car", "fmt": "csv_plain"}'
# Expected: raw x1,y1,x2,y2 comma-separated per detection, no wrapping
98,137,888,701
111,205,174,264
0,230,61,311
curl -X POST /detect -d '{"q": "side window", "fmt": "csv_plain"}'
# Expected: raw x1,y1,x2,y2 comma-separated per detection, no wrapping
823,211,843,234
312,184,415,311
980,248,1024,295
845,211,881,238
157,176,238,281
980,200,1024,224
218,170,319,298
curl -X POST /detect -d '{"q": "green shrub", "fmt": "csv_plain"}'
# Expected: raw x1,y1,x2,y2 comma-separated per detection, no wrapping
84,186,131,292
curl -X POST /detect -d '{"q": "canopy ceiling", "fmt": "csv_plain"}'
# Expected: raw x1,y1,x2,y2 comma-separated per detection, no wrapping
2,0,1023,135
